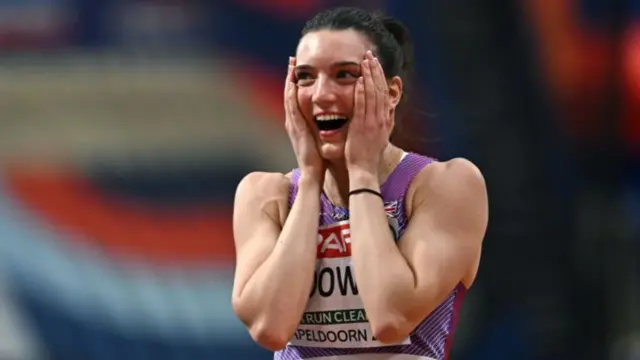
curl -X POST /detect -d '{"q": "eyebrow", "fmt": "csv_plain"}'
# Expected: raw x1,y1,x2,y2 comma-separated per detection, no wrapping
295,61,360,70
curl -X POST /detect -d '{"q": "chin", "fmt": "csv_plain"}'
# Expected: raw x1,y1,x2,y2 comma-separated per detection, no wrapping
319,143,345,161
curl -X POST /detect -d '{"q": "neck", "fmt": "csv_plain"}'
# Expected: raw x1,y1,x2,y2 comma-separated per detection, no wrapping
323,145,403,207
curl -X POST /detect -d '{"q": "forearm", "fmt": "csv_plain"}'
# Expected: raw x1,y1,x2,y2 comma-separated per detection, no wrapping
348,172,416,324
241,177,320,333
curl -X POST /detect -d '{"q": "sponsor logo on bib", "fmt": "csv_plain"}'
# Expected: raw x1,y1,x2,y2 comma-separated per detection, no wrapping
289,215,410,349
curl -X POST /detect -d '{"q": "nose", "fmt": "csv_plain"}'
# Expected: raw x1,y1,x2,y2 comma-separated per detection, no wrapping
311,76,337,106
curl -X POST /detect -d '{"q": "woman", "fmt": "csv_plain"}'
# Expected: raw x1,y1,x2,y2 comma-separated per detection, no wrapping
231,6,488,360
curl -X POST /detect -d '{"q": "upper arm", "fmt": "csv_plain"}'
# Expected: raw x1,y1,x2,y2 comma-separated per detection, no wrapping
231,172,289,305
398,158,488,315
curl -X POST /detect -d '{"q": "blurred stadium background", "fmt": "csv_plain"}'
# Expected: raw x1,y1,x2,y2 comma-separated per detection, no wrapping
0,0,637,359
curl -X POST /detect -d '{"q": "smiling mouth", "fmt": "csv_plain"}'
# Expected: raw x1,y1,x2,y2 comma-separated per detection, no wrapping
315,116,349,131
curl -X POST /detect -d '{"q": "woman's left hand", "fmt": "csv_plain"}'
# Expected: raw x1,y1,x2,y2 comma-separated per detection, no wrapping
345,50,393,176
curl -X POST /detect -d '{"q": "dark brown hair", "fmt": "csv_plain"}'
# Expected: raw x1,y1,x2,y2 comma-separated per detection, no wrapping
301,6,415,110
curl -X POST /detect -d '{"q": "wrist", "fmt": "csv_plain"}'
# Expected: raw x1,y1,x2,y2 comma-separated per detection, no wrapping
298,173,323,193
348,170,380,191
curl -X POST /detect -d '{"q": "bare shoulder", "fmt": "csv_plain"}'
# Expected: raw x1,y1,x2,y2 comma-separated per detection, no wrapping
234,171,293,227
425,157,485,190
407,157,487,213
236,171,292,198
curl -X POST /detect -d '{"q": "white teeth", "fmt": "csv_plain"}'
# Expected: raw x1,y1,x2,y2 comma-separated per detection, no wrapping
315,114,347,121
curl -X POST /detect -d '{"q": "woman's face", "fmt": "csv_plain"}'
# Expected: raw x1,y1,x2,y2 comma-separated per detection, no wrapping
294,29,371,161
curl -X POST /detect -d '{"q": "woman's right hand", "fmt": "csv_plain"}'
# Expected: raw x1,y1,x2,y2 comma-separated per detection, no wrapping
284,57,325,181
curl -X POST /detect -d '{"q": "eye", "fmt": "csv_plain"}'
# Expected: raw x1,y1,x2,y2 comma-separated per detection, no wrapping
336,70,359,79
295,71,314,86
296,71,311,80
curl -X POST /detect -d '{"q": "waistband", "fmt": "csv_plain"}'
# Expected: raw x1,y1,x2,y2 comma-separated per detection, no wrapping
298,355,437,360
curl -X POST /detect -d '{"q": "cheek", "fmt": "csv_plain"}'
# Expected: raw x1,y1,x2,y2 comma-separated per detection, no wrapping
296,88,313,111
296,88,317,125
344,85,357,111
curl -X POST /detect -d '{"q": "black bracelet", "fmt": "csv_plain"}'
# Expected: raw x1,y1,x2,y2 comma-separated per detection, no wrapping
348,188,384,200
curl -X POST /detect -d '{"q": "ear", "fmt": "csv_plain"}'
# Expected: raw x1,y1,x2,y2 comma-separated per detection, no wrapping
387,76,403,110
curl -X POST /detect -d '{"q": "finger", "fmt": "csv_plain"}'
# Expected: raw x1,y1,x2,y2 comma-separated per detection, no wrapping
285,57,300,125
370,54,388,92
286,58,309,133
287,56,297,83
353,76,365,126
370,55,389,97
371,56,389,126
365,52,388,117
362,58,377,124
284,57,294,117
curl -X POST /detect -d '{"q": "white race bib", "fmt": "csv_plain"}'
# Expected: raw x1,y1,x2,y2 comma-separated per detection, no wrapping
288,220,410,349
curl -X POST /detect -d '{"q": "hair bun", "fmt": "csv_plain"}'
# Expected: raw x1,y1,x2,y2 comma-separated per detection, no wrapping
381,16,410,47
380,16,413,75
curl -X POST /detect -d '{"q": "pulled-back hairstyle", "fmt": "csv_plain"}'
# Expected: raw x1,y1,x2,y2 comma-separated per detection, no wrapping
301,6,415,109
301,7,418,144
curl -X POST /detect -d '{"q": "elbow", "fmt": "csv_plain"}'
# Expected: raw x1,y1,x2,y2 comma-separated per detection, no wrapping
371,315,412,345
248,321,291,351
232,296,294,351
